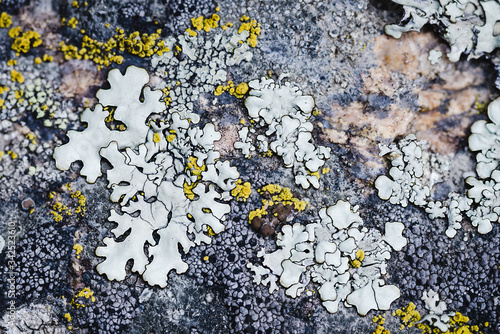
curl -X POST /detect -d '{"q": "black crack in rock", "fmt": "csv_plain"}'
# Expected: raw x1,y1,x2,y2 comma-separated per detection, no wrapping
0,223,72,314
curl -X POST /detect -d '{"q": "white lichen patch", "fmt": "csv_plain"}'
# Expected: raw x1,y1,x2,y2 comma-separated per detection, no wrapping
375,121,500,236
385,0,500,61
375,134,449,208
54,66,239,287
374,134,477,237
247,200,406,316
235,77,331,189
419,289,456,332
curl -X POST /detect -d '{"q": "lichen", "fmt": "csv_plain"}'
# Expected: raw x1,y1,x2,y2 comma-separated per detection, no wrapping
247,200,406,315
54,65,239,287
235,77,331,189
384,0,500,61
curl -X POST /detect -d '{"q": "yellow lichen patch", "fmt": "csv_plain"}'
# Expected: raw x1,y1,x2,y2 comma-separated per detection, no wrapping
10,69,24,83
7,150,17,159
64,313,71,322
66,17,78,29
73,243,83,255
393,303,483,334
6,59,16,66
166,133,176,142
474,96,488,114
322,167,330,174
48,185,86,222
351,249,365,268
185,27,197,37
372,314,390,334
214,81,249,99
10,28,42,54
248,207,267,224
70,287,96,308
26,132,37,145
0,12,12,28
231,179,252,201
185,156,206,178
58,26,169,68
153,132,162,143
203,255,209,261
8,26,21,38
14,89,23,99
191,13,220,32
356,249,365,261
34,57,42,64
206,225,216,236
183,181,196,200
238,15,261,47
308,170,320,179
43,53,53,62
162,87,172,106
394,302,421,330
248,184,308,224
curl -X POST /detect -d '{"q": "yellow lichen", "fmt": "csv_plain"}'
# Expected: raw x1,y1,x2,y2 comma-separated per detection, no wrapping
183,181,196,200
153,132,161,143
8,26,21,38
70,287,96,308
7,150,17,159
66,17,78,29
191,13,220,32
73,243,83,255
42,54,53,62
249,184,308,224
214,81,249,98
231,179,252,201
185,27,197,37
10,28,42,54
58,26,169,68
64,313,71,322
166,134,176,142
10,69,24,83
238,15,261,47
206,225,216,236
248,207,267,224
0,12,12,28
392,303,483,334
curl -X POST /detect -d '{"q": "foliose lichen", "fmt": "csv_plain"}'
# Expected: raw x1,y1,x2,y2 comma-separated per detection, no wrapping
247,200,407,316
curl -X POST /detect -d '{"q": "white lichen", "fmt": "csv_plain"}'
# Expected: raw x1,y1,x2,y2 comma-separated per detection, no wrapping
235,77,331,189
248,200,406,315
385,0,500,61
375,134,448,208
54,66,239,287
419,289,455,332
